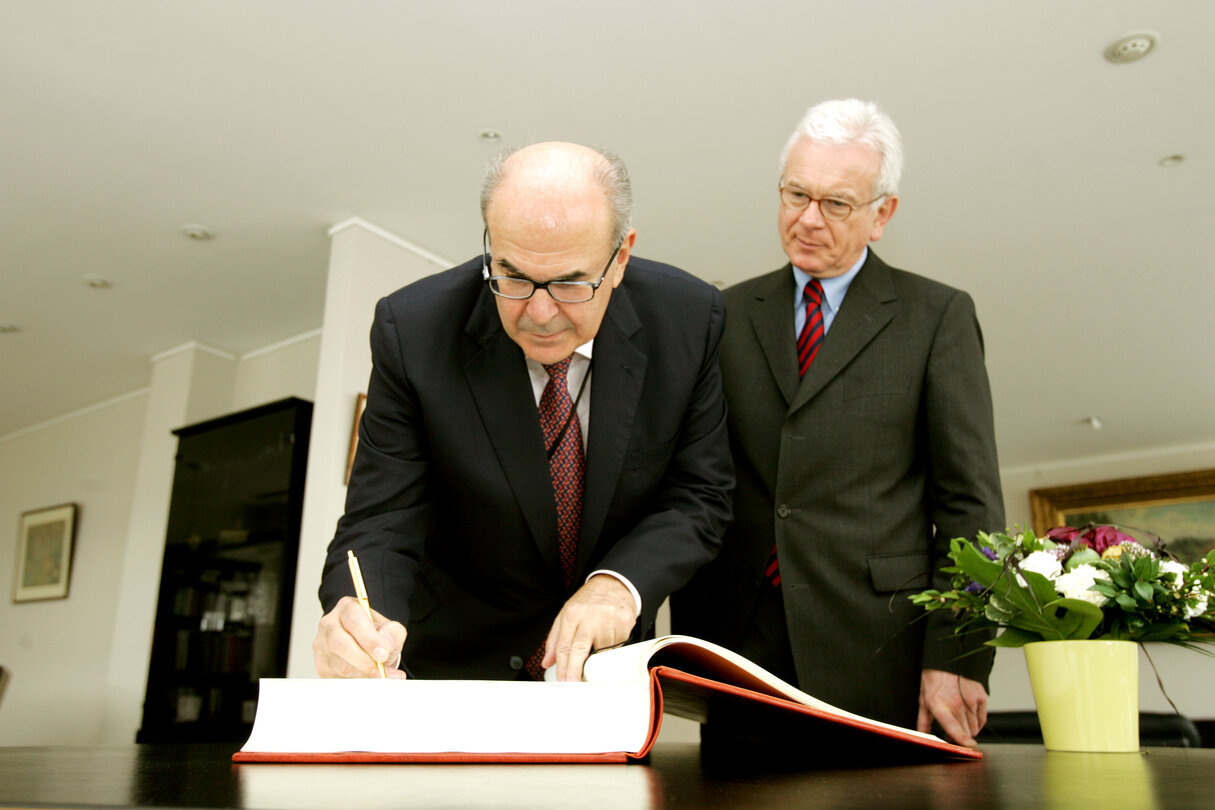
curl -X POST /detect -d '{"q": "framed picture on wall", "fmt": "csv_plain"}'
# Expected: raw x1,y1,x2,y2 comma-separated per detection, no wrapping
1030,468,1215,564
13,503,79,603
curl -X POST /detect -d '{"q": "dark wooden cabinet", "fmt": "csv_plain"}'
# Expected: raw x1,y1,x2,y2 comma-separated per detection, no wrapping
137,398,312,743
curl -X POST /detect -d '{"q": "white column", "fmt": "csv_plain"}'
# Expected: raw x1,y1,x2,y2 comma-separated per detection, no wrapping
100,343,235,743
285,219,449,678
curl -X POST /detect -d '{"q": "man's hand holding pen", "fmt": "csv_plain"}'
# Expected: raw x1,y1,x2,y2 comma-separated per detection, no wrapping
313,595,408,679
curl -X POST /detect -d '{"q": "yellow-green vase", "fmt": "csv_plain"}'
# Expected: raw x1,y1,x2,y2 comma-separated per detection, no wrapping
1023,639,1139,752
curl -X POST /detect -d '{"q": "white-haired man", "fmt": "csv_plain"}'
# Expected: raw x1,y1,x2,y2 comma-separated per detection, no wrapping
673,99,1003,748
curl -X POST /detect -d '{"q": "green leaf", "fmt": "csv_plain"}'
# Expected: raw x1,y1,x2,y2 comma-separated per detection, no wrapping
1065,548,1101,570
1022,570,1062,607
1134,624,1188,642
953,541,1005,587
1134,581,1155,603
988,627,1041,647
1041,598,1104,640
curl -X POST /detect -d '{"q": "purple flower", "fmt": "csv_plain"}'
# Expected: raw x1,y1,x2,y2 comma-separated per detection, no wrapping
964,580,985,594
979,546,999,560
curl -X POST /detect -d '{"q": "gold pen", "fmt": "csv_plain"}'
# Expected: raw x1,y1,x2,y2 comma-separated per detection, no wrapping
347,550,387,679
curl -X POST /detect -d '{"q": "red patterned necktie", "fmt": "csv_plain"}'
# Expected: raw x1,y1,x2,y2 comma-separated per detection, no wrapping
767,280,827,588
538,355,585,587
527,356,585,679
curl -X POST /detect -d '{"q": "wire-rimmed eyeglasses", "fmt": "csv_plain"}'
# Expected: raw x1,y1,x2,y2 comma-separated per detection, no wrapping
778,184,886,222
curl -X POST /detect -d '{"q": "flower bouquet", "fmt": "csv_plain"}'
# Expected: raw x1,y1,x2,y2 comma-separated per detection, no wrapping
913,523,1215,751
911,524,1215,648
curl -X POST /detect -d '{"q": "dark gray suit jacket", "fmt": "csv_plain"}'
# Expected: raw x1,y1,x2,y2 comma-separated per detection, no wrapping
672,250,1003,728
320,256,733,679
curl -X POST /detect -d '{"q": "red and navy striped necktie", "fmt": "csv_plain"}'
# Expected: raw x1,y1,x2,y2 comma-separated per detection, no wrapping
796,279,825,378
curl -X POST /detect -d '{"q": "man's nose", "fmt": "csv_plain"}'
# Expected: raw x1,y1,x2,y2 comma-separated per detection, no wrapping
798,200,827,227
525,290,560,321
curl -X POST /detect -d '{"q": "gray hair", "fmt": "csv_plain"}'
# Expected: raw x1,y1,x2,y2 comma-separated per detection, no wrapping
479,146,634,247
779,99,904,202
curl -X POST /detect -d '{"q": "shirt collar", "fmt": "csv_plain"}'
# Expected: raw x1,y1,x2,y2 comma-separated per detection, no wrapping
792,247,867,315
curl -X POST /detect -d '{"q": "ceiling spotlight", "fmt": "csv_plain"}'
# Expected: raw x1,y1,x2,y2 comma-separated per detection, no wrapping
1158,154,1185,167
0,322,18,334
182,223,215,241
1104,31,1158,64
81,274,112,289
1083,416,1104,430
479,130,501,142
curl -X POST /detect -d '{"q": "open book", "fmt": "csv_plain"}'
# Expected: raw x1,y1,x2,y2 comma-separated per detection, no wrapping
233,635,981,764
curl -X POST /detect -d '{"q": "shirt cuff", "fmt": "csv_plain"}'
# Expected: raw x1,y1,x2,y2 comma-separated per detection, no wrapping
586,569,642,618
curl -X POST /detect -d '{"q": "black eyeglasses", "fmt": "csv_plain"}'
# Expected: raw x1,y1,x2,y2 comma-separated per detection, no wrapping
482,229,622,303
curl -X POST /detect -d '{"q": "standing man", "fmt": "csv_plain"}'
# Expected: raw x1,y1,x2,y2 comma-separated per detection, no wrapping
314,142,733,684
672,99,1003,747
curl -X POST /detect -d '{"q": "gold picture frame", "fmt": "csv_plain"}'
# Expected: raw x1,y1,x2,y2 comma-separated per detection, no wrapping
345,393,367,485
13,503,79,603
1029,468,1215,564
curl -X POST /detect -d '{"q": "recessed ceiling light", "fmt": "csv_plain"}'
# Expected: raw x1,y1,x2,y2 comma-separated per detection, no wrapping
0,322,18,334
81,274,112,289
479,130,501,142
182,223,215,241
1104,31,1159,64
1158,154,1185,167
1082,416,1104,430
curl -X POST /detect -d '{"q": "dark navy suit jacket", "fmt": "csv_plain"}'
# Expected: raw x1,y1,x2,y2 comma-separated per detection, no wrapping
320,256,733,679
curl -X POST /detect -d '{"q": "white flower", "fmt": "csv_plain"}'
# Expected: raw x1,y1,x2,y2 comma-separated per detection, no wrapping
1054,565,1111,606
1159,560,1188,590
1184,591,1209,620
1018,550,1063,583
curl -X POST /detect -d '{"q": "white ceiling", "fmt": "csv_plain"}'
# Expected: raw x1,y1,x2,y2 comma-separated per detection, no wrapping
2,1,1212,468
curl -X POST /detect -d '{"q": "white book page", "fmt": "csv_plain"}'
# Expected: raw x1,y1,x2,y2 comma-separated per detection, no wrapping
583,636,940,742
240,679,653,755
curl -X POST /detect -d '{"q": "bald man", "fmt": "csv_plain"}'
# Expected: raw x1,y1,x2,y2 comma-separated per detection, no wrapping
314,143,733,682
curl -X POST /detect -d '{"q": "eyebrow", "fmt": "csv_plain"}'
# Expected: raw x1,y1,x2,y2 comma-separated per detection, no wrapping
494,256,589,283
783,181,861,204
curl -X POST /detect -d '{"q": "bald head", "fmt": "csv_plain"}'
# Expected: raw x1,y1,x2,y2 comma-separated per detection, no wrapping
480,142,633,249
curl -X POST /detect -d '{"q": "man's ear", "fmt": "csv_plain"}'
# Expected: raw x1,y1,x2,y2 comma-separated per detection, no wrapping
869,196,898,242
612,229,637,288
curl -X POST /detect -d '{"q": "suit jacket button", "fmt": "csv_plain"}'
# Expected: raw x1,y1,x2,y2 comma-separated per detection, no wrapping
509,655,524,671
776,504,791,518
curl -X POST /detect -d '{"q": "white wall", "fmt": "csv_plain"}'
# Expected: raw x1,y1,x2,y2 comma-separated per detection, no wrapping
0,392,147,745
0,337,320,746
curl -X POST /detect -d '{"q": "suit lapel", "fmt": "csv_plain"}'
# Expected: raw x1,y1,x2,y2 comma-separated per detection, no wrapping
791,251,897,413
463,288,562,573
581,283,646,577
747,267,802,408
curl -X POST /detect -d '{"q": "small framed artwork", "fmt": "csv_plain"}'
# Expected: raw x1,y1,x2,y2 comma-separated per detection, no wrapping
345,393,367,485
13,503,79,603
1030,468,1215,564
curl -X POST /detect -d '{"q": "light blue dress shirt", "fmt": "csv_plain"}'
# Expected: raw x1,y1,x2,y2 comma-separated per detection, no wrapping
792,247,868,337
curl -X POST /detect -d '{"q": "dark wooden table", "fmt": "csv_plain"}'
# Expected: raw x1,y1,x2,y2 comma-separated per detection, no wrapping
0,742,1210,808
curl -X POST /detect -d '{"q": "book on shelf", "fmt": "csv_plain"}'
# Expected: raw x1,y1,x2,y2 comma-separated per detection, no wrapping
232,634,981,765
